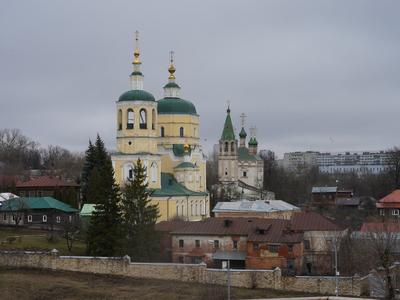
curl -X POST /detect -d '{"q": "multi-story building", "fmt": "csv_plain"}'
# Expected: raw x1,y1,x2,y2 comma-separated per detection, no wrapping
281,151,391,175
155,212,342,275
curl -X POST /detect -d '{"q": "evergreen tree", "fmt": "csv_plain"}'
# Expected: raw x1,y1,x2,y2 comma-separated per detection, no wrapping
122,158,159,261
81,140,96,203
85,136,124,256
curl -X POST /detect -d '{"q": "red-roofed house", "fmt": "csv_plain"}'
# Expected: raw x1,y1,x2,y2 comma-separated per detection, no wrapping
376,190,400,219
16,176,80,208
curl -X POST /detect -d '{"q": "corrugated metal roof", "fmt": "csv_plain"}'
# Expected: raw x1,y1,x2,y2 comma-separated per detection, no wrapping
0,197,78,213
291,212,340,231
311,186,338,193
171,217,304,243
213,199,299,213
16,176,79,188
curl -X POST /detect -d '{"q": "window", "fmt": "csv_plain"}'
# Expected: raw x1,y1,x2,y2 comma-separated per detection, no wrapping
214,240,220,249
69,215,72,222
118,109,122,130
224,142,228,152
179,239,184,248
37,191,42,197
392,209,399,216
178,256,184,263
56,216,61,223
127,109,134,129
242,171,247,177
42,215,47,223
152,109,156,130
3,213,6,221
380,209,385,216
195,240,200,248
139,109,147,129
288,244,294,252
179,127,184,137
192,256,202,264
253,243,259,251
161,126,165,137
233,240,238,250
150,162,157,183
128,169,133,180
27,215,32,222
304,240,310,250
231,142,235,152
268,245,279,253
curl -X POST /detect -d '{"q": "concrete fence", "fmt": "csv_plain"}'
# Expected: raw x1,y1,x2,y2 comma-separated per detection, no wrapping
0,250,361,296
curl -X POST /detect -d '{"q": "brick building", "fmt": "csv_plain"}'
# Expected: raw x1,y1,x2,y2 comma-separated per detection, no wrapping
157,211,342,275
376,190,400,219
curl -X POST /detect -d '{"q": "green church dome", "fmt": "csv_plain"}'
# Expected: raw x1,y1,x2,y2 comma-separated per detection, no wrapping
118,90,155,102
239,127,247,138
248,137,258,146
157,97,197,115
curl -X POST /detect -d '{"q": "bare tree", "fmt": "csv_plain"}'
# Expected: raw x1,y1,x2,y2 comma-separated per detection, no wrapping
62,221,80,252
387,147,400,189
367,224,398,299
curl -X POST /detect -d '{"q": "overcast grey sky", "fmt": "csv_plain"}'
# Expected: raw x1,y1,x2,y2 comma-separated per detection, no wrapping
1,0,399,157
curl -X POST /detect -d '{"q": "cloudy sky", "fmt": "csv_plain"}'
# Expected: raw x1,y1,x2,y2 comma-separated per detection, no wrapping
1,0,399,157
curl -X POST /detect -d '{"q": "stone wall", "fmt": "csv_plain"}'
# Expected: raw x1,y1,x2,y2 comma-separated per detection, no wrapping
0,251,361,296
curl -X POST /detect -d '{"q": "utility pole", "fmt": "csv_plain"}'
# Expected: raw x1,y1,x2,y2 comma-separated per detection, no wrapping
334,237,339,297
227,259,231,300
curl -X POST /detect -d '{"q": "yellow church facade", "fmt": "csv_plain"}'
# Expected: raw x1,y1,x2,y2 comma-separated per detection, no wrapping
111,34,209,222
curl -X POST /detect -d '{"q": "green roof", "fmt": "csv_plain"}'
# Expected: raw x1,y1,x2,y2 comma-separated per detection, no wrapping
239,127,247,138
131,71,143,76
248,137,258,146
163,82,180,89
172,144,191,157
119,90,155,102
238,147,261,161
0,197,78,213
80,204,96,217
174,162,197,169
221,109,236,140
157,97,197,115
151,173,207,197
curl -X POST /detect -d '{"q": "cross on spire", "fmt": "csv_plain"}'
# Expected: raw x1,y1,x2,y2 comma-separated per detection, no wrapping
240,113,247,128
250,126,257,137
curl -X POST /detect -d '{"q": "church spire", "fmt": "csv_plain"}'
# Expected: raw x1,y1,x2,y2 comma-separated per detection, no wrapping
130,31,144,90
220,103,236,141
163,50,181,98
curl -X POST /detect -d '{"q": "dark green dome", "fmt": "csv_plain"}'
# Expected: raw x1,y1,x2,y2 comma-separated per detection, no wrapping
239,127,247,138
157,97,197,115
118,90,155,102
248,137,258,146
163,82,180,89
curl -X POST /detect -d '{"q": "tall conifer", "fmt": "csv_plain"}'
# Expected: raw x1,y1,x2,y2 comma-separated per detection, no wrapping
122,158,159,261
84,135,123,256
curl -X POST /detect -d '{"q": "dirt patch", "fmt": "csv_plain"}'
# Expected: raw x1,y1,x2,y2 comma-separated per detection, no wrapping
0,267,313,299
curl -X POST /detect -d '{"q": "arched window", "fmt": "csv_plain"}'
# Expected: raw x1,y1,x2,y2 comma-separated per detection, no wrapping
152,109,156,130
118,109,122,130
231,142,235,152
150,162,157,183
127,109,134,129
179,127,184,137
161,126,165,137
139,109,147,129
123,163,134,181
224,142,229,152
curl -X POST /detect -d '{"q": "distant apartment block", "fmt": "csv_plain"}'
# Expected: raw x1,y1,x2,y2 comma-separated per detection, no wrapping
281,151,391,174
